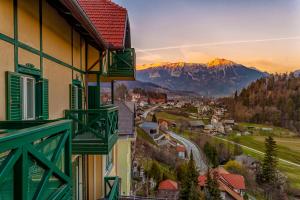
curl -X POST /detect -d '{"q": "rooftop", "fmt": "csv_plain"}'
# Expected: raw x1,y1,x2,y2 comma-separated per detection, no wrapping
158,179,178,190
78,0,129,49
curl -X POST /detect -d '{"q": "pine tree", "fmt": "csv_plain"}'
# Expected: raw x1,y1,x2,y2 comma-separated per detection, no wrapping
261,136,278,184
205,168,221,200
179,151,199,200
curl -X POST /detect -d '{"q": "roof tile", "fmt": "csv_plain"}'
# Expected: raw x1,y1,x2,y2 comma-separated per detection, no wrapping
78,0,127,49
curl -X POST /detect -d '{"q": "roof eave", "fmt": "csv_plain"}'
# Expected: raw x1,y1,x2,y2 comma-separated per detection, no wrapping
59,0,108,50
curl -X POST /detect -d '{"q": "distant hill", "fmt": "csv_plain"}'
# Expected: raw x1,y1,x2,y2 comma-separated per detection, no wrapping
221,74,300,134
136,59,268,97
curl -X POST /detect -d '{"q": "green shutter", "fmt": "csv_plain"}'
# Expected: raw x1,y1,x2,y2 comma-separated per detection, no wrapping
70,84,76,109
42,79,49,119
6,72,22,120
78,87,83,109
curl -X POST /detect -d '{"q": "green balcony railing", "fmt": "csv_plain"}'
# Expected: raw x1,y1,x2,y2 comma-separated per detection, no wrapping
0,120,72,200
104,176,121,200
64,105,118,154
107,48,136,80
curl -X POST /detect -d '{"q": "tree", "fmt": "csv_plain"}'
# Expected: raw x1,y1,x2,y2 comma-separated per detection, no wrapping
205,168,221,200
261,136,278,184
233,138,243,156
179,151,200,200
152,114,157,122
203,142,219,167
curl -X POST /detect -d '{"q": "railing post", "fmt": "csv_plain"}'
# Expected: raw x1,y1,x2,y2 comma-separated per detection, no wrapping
14,147,28,200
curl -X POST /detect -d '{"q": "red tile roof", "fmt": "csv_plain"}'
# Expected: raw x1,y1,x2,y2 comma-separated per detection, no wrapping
158,179,178,190
176,145,186,152
198,175,207,187
78,0,128,49
221,174,246,190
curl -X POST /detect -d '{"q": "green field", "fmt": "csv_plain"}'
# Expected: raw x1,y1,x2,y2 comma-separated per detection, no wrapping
238,122,296,137
217,135,300,189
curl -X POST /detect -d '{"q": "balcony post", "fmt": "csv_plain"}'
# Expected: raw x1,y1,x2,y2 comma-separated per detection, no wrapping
111,80,114,104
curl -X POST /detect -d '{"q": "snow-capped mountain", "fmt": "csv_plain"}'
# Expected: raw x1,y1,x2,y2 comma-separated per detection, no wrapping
136,58,268,97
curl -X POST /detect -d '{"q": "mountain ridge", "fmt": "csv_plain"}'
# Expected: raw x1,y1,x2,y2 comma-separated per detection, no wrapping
136,59,268,97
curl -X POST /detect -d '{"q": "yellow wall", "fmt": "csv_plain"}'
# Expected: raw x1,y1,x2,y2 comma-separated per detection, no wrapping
0,40,14,120
73,30,81,69
116,138,132,195
87,44,100,72
0,0,14,37
18,0,40,49
43,59,72,119
87,155,103,199
42,0,72,65
18,48,40,69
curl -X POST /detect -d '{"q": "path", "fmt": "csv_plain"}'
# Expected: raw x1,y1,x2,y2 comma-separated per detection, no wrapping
166,130,207,172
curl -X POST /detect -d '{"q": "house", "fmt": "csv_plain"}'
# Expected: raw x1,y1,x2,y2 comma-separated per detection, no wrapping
223,120,235,126
189,120,205,131
176,145,186,159
157,179,180,200
159,119,170,130
116,101,137,196
149,97,167,105
198,168,246,200
235,155,260,173
0,0,135,199
140,122,159,136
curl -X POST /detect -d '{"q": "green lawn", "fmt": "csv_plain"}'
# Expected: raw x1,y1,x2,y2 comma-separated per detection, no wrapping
214,136,300,189
238,122,296,137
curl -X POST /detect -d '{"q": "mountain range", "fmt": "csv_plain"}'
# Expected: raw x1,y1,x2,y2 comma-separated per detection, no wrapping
135,59,268,97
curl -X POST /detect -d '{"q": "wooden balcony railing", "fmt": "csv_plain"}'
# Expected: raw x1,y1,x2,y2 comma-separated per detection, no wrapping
64,105,118,154
104,176,121,200
0,120,72,200
107,48,136,80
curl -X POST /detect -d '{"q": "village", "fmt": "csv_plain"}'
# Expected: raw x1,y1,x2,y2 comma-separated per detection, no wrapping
118,89,255,200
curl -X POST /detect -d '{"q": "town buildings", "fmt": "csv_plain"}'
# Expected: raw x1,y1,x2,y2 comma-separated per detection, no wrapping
0,0,135,199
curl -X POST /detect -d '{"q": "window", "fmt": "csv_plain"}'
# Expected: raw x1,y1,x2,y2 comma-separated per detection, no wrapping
21,76,35,120
6,71,48,121
106,149,113,172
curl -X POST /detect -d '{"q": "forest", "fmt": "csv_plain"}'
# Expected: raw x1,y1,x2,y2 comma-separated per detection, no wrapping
221,73,300,134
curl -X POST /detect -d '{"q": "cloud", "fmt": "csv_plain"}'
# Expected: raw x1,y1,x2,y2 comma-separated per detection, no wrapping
136,36,300,52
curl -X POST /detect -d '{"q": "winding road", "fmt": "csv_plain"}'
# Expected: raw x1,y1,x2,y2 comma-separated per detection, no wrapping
166,130,207,172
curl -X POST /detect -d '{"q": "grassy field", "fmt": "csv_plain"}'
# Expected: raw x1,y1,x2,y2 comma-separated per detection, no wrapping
238,122,296,137
216,135,300,189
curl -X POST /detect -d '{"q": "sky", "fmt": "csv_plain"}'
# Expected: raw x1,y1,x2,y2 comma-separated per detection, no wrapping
114,0,300,73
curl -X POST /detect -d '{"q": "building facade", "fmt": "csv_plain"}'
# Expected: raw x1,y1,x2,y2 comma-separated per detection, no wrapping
0,0,135,199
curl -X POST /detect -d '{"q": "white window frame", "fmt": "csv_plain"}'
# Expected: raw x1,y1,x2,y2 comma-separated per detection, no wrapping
21,76,36,120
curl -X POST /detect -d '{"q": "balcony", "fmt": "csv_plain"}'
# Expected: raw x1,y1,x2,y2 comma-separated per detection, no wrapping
104,176,121,200
64,105,118,154
0,120,72,199
98,48,136,82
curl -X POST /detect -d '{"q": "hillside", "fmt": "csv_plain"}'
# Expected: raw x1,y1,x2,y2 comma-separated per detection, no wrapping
136,59,267,97
221,74,300,134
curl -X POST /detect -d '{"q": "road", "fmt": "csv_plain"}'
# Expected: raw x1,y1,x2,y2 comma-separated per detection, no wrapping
141,106,159,119
213,136,300,168
166,130,207,172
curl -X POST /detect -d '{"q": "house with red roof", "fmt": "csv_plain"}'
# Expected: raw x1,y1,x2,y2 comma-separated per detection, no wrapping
157,179,180,200
198,168,246,200
176,145,186,159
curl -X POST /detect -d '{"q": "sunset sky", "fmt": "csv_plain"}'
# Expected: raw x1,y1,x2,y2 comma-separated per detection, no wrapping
114,0,300,73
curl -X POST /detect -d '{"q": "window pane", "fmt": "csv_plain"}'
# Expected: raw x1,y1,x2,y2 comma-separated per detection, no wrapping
26,78,35,119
